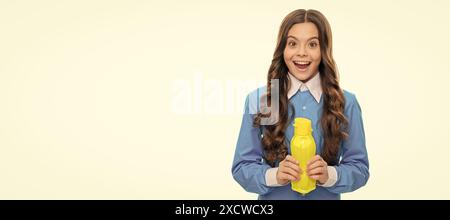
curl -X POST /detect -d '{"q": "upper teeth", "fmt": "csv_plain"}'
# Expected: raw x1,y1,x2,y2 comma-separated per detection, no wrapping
294,61,310,64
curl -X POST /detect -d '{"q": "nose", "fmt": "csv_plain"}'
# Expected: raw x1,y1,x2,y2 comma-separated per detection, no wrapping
297,44,307,57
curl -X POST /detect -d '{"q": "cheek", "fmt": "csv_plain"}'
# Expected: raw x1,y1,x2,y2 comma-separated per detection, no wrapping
309,51,321,71
283,49,292,64
312,50,321,64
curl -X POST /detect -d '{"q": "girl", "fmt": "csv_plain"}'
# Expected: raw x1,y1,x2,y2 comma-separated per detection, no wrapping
231,9,369,200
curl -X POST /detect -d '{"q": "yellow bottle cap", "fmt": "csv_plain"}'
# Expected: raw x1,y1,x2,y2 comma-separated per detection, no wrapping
293,117,312,135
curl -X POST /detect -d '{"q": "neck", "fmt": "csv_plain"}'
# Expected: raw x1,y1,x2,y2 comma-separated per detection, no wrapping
300,71,319,83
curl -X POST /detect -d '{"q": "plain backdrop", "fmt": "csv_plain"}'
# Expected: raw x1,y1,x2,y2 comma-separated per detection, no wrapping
1,0,449,199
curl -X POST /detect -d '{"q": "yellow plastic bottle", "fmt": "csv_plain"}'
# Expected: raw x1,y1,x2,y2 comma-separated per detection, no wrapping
291,117,316,195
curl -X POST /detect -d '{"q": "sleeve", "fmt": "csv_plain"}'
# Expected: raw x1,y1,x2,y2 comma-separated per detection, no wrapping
324,93,370,194
231,95,274,195
317,166,338,187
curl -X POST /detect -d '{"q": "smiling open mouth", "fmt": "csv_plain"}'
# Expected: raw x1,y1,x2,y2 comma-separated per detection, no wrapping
293,61,311,70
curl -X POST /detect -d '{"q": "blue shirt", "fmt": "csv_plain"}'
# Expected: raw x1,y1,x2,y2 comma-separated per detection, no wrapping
231,86,369,200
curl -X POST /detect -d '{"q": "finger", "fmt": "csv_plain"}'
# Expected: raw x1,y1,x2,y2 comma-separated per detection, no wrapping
307,167,325,176
307,160,325,172
280,165,300,179
309,175,321,180
285,155,299,165
279,172,298,181
307,155,322,167
284,161,301,173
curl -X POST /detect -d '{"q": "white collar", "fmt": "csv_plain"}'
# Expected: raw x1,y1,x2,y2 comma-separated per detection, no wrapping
287,71,322,103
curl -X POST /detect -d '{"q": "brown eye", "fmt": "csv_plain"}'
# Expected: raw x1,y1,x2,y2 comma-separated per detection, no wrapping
288,41,296,47
309,41,318,48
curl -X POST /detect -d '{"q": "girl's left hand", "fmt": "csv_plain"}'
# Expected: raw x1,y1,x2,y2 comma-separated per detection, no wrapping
306,155,329,184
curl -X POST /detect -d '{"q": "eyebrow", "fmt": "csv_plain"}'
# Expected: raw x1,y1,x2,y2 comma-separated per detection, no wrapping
287,35,319,41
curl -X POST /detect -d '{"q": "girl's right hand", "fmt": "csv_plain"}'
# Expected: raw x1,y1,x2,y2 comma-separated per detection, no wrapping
276,155,302,185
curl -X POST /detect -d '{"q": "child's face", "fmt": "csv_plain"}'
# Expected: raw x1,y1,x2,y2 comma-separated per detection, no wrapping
283,22,321,82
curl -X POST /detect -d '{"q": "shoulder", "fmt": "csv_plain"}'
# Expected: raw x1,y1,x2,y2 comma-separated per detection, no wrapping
245,86,267,114
343,90,357,106
247,86,267,99
343,89,362,114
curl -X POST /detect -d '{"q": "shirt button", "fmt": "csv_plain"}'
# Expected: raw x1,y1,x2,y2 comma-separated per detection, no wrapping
302,106,306,110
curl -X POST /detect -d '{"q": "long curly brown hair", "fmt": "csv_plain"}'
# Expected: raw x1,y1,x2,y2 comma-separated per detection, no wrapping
254,9,348,167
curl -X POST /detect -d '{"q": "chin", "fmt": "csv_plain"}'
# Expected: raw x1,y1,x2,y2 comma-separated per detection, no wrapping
291,71,314,81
